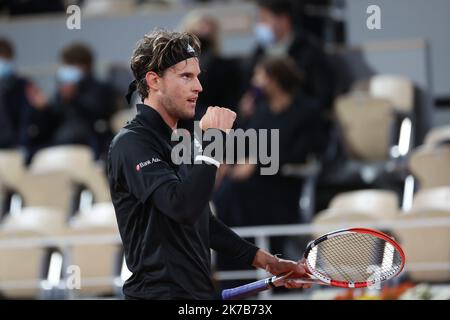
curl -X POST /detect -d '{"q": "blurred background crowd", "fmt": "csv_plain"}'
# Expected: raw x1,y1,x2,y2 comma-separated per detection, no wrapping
0,0,449,300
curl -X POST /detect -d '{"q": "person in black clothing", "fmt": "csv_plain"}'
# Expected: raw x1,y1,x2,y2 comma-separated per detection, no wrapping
108,30,310,300
49,43,116,160
216,56,326,227
0,37,54,161
213,56,327,291
245,0,336,112
213,57,327,284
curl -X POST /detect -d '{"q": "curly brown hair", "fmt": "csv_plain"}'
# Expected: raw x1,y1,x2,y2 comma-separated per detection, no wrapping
130,29,201,101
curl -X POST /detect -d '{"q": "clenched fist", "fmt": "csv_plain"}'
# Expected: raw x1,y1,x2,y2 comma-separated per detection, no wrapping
199,106,236,134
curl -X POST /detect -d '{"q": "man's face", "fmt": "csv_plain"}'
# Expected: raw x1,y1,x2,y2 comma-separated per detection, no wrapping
157,57,203,120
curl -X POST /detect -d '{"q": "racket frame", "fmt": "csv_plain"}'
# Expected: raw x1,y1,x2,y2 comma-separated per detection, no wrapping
303,228,406,288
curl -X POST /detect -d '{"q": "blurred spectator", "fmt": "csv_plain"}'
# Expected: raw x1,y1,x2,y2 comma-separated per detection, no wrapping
48,43,117,160
0,37,54,161
213,56,327,289
214,56,327,228
244,0,336,112
180,11,242,121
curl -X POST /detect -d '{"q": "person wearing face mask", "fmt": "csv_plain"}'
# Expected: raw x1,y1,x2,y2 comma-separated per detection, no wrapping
0,37,54,160
48,43,117,160
217,56,327,226
213,57,328,290
243,0,336,114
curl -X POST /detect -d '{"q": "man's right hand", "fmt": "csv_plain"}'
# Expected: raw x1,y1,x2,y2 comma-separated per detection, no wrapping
199,106,236,134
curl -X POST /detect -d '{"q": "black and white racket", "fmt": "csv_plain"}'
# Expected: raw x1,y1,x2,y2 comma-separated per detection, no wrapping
222,228,406,300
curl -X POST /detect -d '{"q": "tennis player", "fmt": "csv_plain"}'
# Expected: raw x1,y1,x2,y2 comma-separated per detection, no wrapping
107,30,310,300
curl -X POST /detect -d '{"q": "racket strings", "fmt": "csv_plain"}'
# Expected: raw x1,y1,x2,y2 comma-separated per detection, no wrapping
309,233,403,283
327,233,401,282
328,233,398,282
315,233,379,282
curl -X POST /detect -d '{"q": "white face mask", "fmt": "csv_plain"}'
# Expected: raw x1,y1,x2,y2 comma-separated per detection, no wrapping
0,58,14,79
254,23,275,47
56,65,84,84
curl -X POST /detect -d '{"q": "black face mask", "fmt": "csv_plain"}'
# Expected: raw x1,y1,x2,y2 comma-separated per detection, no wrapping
251,85,267,102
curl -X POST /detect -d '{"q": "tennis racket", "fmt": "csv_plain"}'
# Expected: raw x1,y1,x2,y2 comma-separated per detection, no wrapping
222,228,406,300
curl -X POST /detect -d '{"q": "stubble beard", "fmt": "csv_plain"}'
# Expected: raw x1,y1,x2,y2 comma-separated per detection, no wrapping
159,93,194,121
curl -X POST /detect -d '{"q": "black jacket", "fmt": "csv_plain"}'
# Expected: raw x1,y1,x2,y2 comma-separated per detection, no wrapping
50,75,116,158
108,104,259,299
0,74,54,152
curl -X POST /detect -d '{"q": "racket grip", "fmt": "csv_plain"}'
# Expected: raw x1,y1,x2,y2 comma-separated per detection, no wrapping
222,278,271,300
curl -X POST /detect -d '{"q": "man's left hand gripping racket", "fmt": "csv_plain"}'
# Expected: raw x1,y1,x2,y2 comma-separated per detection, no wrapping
222,228,406,300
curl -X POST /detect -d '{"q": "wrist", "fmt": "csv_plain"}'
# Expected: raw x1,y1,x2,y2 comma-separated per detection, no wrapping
252,249,279,270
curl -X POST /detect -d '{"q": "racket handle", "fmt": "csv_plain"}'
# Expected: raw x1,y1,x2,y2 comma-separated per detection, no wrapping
222,277,273,300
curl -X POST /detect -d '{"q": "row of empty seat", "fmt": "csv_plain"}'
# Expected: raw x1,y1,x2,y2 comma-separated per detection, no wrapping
0,145,119,298
0,145,111,214
0,202,122,298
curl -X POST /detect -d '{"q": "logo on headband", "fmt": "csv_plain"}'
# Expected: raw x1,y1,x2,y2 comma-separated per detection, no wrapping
186,44,195,54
